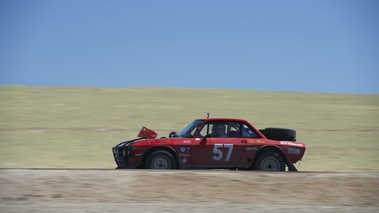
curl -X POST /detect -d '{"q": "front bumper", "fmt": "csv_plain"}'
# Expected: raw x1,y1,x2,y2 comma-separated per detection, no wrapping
112,139,144,169
112,145,135,169
115,160,138,169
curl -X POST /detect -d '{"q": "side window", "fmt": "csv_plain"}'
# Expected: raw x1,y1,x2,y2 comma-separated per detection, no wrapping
199,123,211,137
241,124,259,138
190,127,198,137
198,122,228,138
211,122,228,137
227,122,241,138
197,121,259,138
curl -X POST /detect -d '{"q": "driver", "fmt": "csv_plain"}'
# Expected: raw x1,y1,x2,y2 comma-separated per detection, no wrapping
212,124,228,138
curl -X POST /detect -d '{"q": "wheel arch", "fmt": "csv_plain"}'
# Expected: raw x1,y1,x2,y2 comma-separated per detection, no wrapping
140,146,182,169
253,145,298,171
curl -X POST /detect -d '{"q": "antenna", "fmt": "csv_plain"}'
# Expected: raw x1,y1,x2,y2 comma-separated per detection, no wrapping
207,113,210,118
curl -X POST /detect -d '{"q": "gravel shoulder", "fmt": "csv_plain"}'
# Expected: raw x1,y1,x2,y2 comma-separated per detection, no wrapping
1,169,379,213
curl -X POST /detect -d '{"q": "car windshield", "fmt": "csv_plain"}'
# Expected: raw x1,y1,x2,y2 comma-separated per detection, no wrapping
177,119,204,138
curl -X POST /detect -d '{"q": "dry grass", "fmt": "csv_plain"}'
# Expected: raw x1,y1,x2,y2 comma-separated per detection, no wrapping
1,85,378,171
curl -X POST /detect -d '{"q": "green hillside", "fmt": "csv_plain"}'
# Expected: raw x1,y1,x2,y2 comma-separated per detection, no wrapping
1,85,378,171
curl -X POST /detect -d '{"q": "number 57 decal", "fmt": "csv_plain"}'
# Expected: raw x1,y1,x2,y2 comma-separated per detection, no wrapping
213,144,233,161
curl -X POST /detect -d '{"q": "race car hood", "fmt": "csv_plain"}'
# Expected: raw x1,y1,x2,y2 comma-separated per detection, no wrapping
114,138,142,148
113,126,158,148
137,126,157,139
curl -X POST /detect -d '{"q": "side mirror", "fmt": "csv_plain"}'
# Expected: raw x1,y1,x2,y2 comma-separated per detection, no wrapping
169,131,178,138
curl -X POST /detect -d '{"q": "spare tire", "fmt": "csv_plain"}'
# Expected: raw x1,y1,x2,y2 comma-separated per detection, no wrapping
259,129,266,136
260,128,296,141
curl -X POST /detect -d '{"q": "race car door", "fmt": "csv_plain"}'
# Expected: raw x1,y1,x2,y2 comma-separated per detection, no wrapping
191,122,246,168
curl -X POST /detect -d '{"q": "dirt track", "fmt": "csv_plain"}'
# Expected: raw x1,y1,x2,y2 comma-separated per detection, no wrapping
1,169,379,213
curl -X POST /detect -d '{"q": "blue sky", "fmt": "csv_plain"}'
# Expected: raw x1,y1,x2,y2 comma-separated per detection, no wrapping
1,0,378,94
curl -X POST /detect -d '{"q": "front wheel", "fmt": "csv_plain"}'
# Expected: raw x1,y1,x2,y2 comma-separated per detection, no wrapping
145,150,177,169
253,151,285,171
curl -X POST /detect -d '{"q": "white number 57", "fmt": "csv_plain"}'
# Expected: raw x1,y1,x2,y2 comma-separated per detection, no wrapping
213,144,233,161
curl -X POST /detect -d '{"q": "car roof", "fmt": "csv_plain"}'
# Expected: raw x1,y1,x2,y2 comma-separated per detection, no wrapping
200,117,250,123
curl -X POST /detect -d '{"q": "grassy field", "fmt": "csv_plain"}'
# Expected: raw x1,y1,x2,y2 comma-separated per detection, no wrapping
0,85,378,171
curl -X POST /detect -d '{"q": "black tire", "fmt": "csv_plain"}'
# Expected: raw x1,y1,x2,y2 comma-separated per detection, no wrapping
145,150,177,169
253,151,285,171
263,128,296,141
259,129,266,135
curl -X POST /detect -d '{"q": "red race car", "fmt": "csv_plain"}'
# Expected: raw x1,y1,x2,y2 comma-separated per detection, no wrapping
112,117,306,171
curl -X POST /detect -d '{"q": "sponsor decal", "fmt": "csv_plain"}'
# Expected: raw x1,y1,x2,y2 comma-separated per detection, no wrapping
183,147,190,152
182,157,188,164
179,146,191,152
179,147,191,155
287,147,301,155
246,139,264,143
183,140,191,144
280,141,303,147
179,153,191,157
245,147,258,151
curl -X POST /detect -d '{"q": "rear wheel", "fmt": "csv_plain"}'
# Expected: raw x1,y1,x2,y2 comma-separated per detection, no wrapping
145,150,177,169
253,151,285,171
